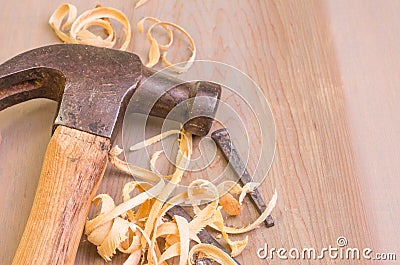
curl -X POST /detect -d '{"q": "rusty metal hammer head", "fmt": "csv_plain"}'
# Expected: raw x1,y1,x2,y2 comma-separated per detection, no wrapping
0,44,221,139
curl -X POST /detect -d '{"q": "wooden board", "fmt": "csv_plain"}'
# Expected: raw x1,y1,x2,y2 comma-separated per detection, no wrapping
0,0,399,264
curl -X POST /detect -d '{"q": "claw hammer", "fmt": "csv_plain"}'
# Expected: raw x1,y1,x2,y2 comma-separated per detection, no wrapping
0,44,221,265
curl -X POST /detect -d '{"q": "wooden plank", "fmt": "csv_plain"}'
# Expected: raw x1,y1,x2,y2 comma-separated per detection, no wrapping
0,0,397,264
327,0,400,254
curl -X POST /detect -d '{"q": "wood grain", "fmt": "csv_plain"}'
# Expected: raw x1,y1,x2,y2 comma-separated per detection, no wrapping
0,0,398,265
327,0,400,254
11,126,109,265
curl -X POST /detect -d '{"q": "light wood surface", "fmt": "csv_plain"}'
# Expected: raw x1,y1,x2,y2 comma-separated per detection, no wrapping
327,0,400,254
11,126,110,265
0,1,399,265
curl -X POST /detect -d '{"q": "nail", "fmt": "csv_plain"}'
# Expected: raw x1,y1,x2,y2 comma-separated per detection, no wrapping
211,128,275,228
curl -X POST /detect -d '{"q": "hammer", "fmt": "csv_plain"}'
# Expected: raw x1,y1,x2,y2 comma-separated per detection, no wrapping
0,44,221,265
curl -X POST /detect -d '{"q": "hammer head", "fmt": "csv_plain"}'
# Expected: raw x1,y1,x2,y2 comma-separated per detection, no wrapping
0,44,220,139
0,44,142,139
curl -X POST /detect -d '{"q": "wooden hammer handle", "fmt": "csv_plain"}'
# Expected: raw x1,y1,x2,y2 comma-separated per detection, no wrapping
12,126,110,265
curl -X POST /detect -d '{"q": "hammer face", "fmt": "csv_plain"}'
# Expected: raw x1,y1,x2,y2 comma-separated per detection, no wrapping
0,44,143,140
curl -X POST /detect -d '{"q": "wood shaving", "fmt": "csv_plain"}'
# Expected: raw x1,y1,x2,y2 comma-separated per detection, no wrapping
218,180,243,195
150,150,163,173
158,21,196,73
210,208,248,257
129,129,181,151
210,190,278,235
189,244,238,265
238,182,259,205
219,193,242,216
137,17,171,68
49,4,131,50
137,17,173,51
137,17,196,73
135,0,150,9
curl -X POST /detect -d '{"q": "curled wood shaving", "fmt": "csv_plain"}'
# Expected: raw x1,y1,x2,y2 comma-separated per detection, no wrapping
187,180,219,236
85,181,161,263
49,4,78,42
218,180,243,195
238,182,259,205
130,129,181,151
109,145,162,184
189,244,238,265
211,207,248,257
97,217,130,260
146,35,161,68
49,4,131,50
210,190,278,234
229,236,248,257
85,179,164,234
150,150,163,173
138,17,173,50
135,0,150,9
137,17,173,68
117,227,141,254
217,181,248,215
123,249,141,265
158,21,196,73
188,179,219,205
137,17,196,72
219,193,242,216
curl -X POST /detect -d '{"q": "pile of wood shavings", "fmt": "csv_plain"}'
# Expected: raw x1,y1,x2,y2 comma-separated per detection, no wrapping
49,4,196,73
84,129,277,264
